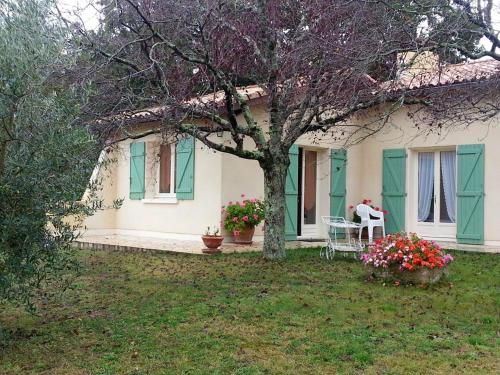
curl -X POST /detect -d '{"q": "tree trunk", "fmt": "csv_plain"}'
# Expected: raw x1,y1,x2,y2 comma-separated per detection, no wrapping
261,158,289,260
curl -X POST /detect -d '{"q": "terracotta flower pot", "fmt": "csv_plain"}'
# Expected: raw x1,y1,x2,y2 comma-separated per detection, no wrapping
201,235,223,254
233,226,255,244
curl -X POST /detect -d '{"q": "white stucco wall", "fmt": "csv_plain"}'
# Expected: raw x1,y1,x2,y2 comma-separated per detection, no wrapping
356,107,500,245
83,135,222,239
81,151,118,231
81,101,500,245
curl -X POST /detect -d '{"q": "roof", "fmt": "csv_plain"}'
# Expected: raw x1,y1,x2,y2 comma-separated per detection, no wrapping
117,58,500,124
385,58,500,91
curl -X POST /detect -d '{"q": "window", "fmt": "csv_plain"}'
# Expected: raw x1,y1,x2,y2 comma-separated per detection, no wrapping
158,144,175,195
417,150,456,224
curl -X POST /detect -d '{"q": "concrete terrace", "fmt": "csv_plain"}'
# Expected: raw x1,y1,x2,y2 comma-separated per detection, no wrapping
74,233,499,255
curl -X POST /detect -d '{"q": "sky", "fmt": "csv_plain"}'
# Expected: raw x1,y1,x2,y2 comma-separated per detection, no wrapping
57,0,100,30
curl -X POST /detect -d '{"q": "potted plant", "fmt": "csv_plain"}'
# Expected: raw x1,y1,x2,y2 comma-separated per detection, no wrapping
348,198,388,239
201,226,224,254
222,195,265,244
360,232,454,284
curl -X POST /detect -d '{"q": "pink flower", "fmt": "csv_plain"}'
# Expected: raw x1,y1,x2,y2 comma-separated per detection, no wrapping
242,215,249,222
233,230,241,236
375,207,380,211
241,194,246,198
253,214,259,220
349,205,354,209
250,198,257,203
232,217,239,222
240,202,246,207
228,201,233,205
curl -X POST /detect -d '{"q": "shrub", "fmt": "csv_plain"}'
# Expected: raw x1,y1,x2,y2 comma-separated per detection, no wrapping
360,233,454,271
222,195,265,236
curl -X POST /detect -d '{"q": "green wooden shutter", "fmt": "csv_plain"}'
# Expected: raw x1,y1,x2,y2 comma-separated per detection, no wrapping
129,142,146,200
330,149,347,237
382,149,406,234
285,145,299,240
457,144,484,245
175,136,195,200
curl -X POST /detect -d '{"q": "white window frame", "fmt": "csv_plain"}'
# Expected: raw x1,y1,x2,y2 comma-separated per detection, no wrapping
143,143,177,204
409,146,457,240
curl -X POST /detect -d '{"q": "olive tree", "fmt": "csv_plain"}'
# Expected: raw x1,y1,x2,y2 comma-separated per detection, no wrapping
0,0,112,309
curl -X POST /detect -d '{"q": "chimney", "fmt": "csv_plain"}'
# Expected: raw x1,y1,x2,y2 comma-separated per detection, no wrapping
397,51,440,78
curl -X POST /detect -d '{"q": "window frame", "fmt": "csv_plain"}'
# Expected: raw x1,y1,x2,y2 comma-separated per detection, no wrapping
156,143,176,198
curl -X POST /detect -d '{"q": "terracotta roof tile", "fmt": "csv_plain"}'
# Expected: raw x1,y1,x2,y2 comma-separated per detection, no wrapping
384,58,500,91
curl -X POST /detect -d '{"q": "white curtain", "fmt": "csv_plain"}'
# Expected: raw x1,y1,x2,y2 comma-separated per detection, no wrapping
418,152,434,222
441,151,457,223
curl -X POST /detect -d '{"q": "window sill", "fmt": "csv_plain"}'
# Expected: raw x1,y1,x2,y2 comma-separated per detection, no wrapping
142,196,178,205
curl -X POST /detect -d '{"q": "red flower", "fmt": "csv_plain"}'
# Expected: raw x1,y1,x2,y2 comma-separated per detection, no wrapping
375,207,380,211
362,199,368,204
242,215,249,222
349,205,354,209
403,262,414,271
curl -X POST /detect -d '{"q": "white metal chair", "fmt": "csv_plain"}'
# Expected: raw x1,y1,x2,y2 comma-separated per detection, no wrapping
356,204,385,244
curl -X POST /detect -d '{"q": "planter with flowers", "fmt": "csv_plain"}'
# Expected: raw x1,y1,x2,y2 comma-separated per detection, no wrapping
201,226,224,254
360,232,454,284
222,195,265,244
348,198,388,240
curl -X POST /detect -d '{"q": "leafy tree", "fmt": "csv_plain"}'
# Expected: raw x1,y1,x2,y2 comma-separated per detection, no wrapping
74,0,498,259
0,0,112,309
381,0,499,61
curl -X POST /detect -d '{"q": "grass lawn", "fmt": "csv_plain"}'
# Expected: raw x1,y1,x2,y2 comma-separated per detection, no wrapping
0,248,499,374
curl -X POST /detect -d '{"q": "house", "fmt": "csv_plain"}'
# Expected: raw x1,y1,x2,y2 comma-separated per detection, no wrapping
82,56,500,247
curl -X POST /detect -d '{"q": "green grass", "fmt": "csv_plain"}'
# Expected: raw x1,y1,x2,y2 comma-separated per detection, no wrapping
0,249,499,374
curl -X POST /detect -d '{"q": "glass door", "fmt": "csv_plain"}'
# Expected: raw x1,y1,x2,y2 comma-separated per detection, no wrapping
416,150,457,238
301,150,319,237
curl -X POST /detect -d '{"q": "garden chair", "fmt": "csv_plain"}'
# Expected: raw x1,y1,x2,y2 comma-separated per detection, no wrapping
356,204,385,244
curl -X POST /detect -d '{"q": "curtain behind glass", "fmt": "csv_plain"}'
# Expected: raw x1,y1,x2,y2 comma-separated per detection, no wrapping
418,152,434,222
440,151,457,223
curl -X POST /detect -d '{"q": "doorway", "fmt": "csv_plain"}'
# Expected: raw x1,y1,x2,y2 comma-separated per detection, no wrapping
414,149,457,239
298,148,320,238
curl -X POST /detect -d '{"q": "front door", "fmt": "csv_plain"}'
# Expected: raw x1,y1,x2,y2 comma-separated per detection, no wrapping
415,149,457,239
300,149,319,237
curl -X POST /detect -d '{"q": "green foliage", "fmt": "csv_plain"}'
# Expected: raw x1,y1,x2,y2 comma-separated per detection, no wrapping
222,196,265,234
0,0,114,309
0,249,498,373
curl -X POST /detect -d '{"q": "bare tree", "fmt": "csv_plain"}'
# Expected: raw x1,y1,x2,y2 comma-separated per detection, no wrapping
72,0,497,259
